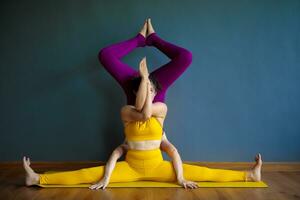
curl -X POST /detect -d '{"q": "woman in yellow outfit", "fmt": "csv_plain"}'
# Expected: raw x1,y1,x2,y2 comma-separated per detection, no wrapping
23,57,262,190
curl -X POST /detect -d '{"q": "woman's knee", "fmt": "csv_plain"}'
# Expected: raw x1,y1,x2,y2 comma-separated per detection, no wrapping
177,49,193,67
98,47,114,64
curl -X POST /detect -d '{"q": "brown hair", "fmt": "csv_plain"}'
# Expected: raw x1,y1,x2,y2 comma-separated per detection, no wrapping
131,74,162,94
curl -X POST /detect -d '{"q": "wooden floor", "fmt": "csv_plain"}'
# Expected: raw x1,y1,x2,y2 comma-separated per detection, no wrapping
1,162,300,200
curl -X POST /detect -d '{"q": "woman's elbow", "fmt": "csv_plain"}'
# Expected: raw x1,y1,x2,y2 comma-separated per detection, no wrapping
135,105,143,112
113,147,123,157
168,147,179,156
142,112,151,121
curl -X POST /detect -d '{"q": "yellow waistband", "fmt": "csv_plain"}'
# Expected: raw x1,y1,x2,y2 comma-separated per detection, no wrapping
126,148,162,160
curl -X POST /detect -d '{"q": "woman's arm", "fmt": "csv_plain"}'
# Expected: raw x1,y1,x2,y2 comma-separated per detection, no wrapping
135,57,149,111
102,141,128,180
160,133,198,189
141,81,152,119
135,77,148,111
89,140,128,190
160,133,183,181
121,84,167,122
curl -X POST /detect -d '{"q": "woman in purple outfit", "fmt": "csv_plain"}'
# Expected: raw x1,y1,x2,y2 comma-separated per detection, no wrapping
98,18,193,105
95,18,200,189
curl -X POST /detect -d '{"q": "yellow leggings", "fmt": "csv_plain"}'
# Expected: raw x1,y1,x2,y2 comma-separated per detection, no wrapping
39,149,247,184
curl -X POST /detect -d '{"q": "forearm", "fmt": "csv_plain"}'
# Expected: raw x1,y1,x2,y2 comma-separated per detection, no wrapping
135,77,148,111
169,150,185,181
141,82,152,118
103,148,123,179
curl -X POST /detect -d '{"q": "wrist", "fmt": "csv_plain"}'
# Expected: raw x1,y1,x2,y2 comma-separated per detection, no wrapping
141,75,149,80
177,176,185,182
103,174,110,180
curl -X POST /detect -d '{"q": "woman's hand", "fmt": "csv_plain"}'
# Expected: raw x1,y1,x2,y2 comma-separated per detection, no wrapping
89,177,110,190
177,178,199,189
139,57,149,79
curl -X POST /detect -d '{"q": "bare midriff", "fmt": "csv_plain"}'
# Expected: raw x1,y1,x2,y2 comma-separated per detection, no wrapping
126,139,161,150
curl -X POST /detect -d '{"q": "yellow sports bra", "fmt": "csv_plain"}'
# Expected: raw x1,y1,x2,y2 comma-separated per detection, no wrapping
124,117,163,141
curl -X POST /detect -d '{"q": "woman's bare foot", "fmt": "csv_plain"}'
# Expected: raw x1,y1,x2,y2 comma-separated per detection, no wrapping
139,20,147,38
246,153,262,181
23,156,39,186
146,18,155,37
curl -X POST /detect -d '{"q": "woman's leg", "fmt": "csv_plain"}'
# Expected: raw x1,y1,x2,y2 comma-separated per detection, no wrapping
182,163,247,182
145,161,248,182
98,33,146,103
38,161,141,185
146,33,193,103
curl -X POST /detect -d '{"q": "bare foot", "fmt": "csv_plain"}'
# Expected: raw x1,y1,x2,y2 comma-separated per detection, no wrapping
146,18,155,37
246,153,262,181
23,156,39,186
139,19,147,38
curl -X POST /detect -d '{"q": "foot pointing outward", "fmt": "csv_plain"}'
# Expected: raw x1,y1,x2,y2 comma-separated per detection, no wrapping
246,153,262,181
146,18,155,37
23,156,39,186
139,19,148,38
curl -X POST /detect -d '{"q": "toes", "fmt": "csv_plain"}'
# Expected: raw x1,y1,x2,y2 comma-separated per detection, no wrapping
27,157,31,165
256,153,261,159
255,154,262,162
147,18,153,27
23,157,28,168
255,153,262,163
143,22,147,28
23,157,30,166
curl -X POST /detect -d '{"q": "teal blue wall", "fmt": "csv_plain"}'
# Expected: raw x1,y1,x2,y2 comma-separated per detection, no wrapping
1,0,299,161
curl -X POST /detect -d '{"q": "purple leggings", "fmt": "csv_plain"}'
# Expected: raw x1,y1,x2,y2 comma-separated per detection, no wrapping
98,32,192,105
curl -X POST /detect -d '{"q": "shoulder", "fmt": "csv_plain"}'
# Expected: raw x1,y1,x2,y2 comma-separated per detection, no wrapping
153,102,168,111
120,105,146,123
154,102,167,107
152,102,168,118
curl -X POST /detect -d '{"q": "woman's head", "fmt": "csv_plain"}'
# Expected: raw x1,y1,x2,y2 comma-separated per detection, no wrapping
131,74,162,101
